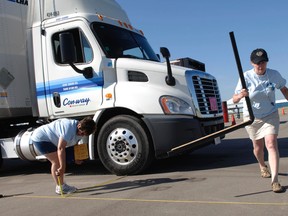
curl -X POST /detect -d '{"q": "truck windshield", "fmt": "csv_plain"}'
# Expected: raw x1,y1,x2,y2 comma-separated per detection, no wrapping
92,22,159,61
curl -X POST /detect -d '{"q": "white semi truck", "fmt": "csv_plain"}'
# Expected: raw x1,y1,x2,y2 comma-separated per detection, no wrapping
0,0,225,175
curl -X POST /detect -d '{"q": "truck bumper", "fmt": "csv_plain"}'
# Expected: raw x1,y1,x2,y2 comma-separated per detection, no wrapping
142,115,224,158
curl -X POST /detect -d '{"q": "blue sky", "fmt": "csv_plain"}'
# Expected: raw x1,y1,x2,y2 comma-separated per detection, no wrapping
116,0,288,101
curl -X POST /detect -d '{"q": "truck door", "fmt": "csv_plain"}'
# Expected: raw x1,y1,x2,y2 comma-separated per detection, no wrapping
43,22,104,117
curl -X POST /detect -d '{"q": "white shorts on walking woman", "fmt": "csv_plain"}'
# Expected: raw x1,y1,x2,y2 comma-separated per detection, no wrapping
244,111,279,140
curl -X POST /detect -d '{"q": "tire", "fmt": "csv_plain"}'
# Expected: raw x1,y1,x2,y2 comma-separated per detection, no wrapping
97,115,153,175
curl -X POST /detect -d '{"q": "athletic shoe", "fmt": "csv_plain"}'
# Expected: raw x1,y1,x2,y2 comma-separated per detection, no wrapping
55,183,77,195
260,166,271,178
271,182,285,193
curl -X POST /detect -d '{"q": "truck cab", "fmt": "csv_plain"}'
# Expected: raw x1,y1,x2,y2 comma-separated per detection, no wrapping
0,0,224,175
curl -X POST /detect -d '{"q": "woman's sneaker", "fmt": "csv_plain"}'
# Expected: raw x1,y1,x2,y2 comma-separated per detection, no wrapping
271,182,285,193
56,183,77,195
260,166,271,178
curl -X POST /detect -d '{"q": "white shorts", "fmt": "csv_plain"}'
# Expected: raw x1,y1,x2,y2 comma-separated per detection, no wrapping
244,111,279,140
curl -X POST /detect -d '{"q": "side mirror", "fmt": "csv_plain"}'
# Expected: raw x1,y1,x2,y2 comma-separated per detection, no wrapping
59,32,77,64
160,47,171,58
160,47,175,86
59,32,93,79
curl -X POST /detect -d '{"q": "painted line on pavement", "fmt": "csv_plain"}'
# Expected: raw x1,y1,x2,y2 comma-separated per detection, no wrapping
14,195,288,206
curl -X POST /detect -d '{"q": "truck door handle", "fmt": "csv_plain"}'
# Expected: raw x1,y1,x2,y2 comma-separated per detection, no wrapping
53,92,61,108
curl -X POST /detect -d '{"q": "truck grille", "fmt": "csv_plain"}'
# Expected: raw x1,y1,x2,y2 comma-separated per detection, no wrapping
192,76,222,115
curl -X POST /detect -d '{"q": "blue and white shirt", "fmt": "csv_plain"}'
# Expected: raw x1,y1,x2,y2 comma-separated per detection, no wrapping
31,118,81,147
235,68,286,119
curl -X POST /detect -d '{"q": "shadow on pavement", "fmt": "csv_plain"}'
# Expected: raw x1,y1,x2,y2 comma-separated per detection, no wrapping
1,136,288,177
73,177,192,196
146,136,288,174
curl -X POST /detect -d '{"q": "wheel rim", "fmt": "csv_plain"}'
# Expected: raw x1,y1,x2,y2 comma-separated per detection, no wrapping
106,128,139,165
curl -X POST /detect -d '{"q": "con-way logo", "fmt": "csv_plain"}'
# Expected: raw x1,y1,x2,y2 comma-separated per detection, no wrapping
7,0,28,6
63,97,91,107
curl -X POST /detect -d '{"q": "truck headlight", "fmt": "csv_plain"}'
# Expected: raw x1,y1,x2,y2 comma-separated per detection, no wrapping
160,96,194,115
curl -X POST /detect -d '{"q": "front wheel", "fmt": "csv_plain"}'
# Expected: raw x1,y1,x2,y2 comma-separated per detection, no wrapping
97,115,153,175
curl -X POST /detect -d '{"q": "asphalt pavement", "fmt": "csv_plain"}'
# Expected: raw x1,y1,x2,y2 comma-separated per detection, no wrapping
1,111,288,216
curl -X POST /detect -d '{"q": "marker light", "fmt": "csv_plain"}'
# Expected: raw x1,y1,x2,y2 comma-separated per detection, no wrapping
105,93,113,99
97,14,104,21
